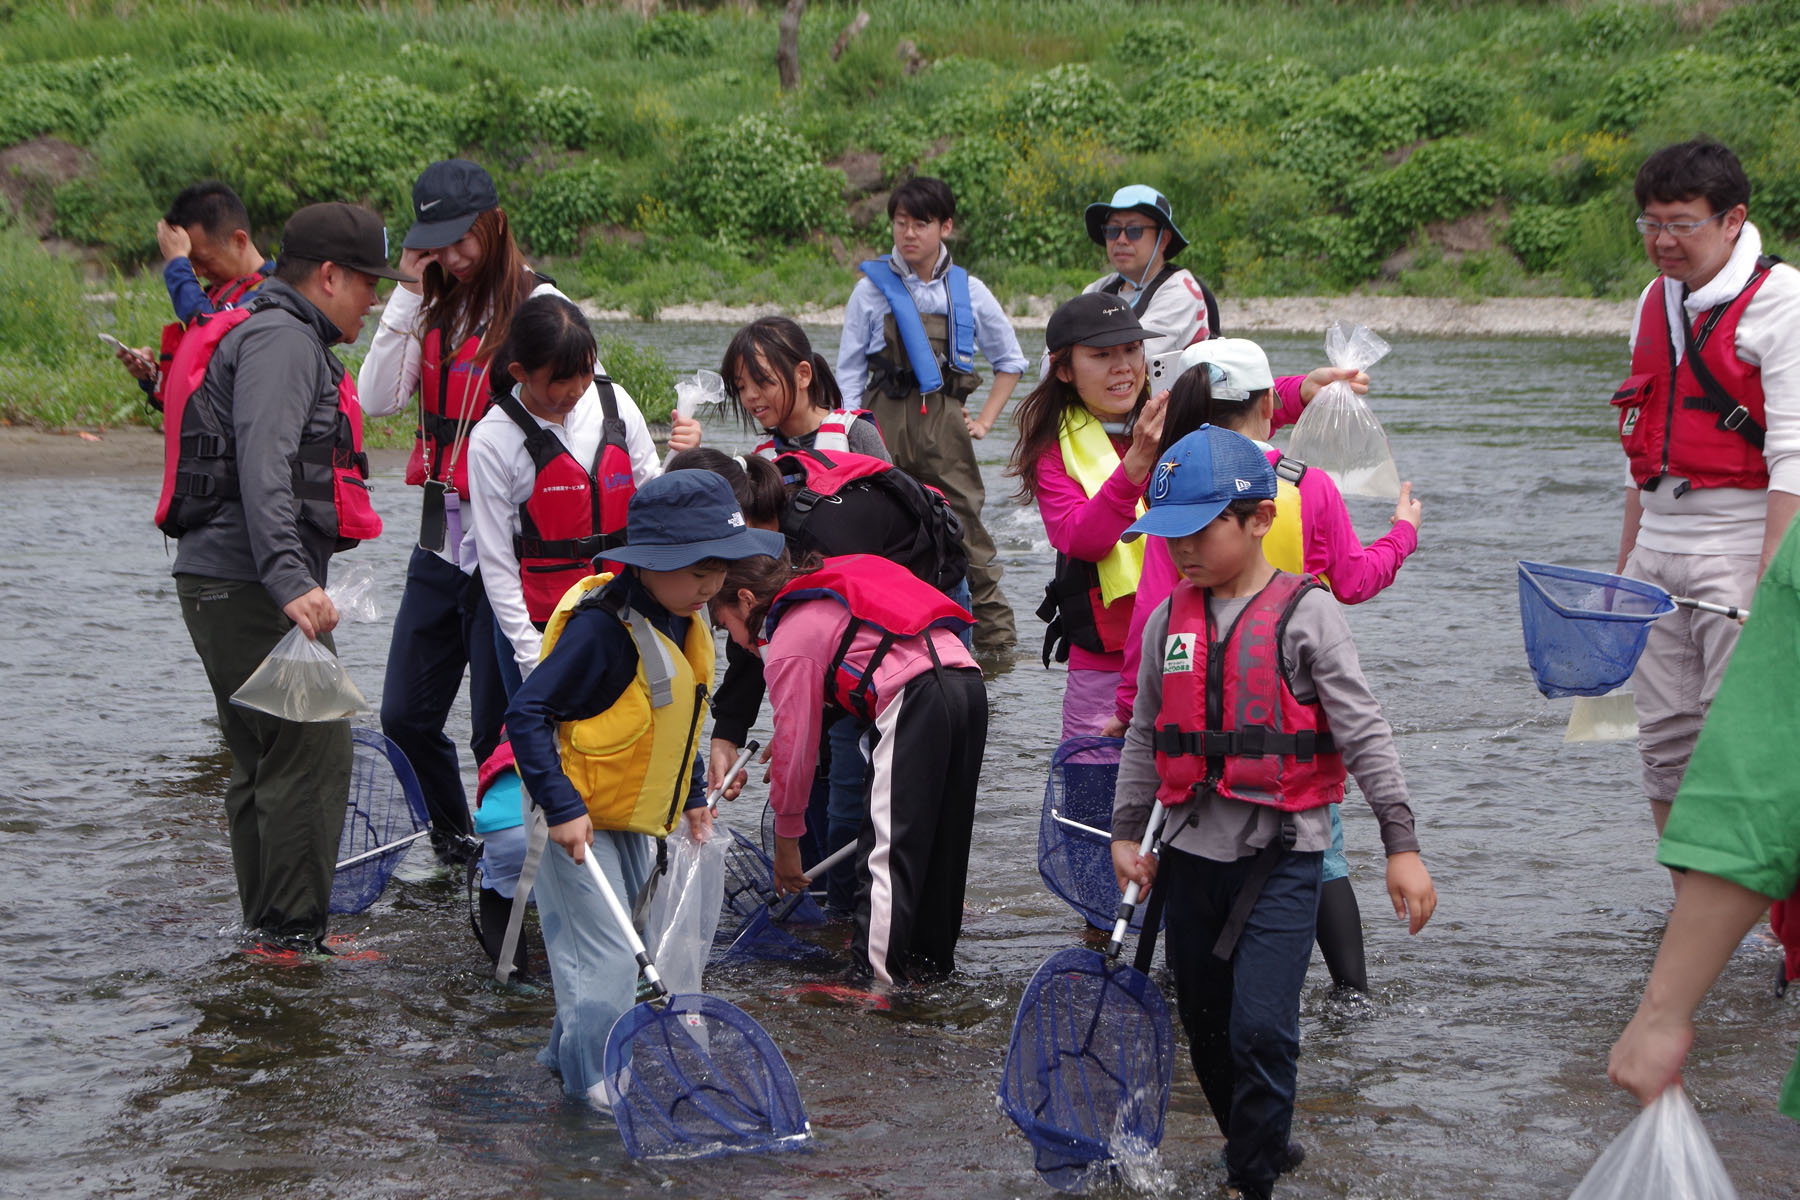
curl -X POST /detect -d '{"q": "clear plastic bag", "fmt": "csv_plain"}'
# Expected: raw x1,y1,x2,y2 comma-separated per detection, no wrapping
642,823,730,995
1284,320,1401,499
227,570,377,722
1568,1086,1740,1200
661,369,726,470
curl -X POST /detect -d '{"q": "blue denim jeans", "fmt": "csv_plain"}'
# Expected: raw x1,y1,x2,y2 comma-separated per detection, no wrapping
1162,844,1324,1199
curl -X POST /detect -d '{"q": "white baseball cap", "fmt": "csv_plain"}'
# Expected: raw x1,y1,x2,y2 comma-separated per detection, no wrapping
1176,338,1274,401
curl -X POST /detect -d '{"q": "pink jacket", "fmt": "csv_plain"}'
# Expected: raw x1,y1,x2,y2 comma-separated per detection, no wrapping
1029,429,1146,673
761,598,976,838
1112,383,1417,723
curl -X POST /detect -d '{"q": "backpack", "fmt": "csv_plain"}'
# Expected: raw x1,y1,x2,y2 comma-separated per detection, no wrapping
771,447,969,593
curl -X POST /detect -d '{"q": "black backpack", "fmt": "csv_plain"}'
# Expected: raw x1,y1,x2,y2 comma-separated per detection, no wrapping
772,447,969,593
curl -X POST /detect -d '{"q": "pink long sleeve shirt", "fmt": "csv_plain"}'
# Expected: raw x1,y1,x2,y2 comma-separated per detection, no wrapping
1030,431,1150,674
761,598,977,839
1112,378,1418,722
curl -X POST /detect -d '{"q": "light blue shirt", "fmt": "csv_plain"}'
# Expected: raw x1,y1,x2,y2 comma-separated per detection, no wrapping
836,246,1030,399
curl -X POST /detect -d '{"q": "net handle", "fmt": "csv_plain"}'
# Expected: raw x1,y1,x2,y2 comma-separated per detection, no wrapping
709,740,760,812
580,839,669,1001
1673,594,1748,621
1107,803,1167,958
1050,806,1110,840
335,828,430,872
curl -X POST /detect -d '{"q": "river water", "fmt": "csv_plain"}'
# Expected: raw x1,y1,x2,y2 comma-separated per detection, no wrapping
2,325,1794,1198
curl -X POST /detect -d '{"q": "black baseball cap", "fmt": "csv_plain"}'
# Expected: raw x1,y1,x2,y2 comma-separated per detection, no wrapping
280,203,416,281
1045,292,1168,353
404,159,499,250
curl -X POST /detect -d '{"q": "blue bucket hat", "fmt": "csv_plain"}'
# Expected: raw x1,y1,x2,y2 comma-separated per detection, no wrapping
1084,185,1189,259
1123,425,1276,542
604,471,786,570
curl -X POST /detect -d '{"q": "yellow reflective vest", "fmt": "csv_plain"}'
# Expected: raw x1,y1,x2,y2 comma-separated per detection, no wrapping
538,574,713,837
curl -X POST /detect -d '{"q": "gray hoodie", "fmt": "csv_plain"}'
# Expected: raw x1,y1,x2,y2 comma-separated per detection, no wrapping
169,278,349,607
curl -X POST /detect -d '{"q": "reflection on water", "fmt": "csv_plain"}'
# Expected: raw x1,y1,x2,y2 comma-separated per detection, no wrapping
1,328,1795,1198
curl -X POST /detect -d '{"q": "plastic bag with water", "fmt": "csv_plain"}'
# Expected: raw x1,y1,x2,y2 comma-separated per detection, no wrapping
228,566,380,722
1567,1086,1739,1200
662,369,726,469
1285,321,1400,499
643,823,730,996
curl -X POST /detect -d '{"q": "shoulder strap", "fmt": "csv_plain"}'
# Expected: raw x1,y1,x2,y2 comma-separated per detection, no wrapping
943,265,976,373
495,394,568,471
1130,264,1179,314
1679,273,1768,453
1273,454,1307,484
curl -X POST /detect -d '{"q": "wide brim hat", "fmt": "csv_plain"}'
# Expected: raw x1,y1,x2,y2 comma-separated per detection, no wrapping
604,471,787,570
1084,185,1189,259
403,159,499,251
1123,424,1277,541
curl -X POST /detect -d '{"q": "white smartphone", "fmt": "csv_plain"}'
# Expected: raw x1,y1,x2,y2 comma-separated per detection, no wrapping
98,332,154,370
1148,353,1172,388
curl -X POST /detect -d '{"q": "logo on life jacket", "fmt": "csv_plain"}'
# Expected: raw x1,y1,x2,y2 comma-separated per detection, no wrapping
1163,632,1196,673
1621,410,1639,436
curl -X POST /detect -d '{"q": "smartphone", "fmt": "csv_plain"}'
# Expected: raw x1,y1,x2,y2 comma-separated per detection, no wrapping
98,333,154,371
1148,353,1172,388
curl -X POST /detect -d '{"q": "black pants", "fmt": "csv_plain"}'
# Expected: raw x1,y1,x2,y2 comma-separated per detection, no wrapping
853,666,987,983
378,546,504,846
178,575,351,939
1162,845,1323,1199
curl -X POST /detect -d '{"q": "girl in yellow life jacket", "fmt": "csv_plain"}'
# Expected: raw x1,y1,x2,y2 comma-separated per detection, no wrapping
1007,294,1169,738
503,471,784,1107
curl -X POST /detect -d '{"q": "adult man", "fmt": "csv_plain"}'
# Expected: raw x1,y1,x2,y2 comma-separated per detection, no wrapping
116,181,271,403
168,202,413,950
1081,185,1220,359
1613,139,1800,868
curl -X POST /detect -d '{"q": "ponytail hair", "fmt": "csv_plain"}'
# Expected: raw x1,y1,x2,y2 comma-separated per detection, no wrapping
488,293,596,398
1159,364,1267,459
720,316,843,431
664,448,787,528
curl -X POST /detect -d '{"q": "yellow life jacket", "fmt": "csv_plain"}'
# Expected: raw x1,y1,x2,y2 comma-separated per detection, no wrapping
1265,476,1304,574
538,574,714,837
1055,406,1146,605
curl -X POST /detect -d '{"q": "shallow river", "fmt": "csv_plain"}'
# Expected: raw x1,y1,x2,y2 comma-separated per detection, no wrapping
2,326,1795,1198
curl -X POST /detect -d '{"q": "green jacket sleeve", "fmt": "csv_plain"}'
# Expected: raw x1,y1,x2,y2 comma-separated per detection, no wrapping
1657,523,1800,901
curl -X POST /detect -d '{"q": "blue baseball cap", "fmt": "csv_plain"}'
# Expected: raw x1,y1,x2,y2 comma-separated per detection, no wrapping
1084,185,1189,259
1123,425,1277,541
605,471,786,570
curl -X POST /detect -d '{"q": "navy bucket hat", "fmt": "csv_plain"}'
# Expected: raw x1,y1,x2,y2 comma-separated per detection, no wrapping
605,471,786,570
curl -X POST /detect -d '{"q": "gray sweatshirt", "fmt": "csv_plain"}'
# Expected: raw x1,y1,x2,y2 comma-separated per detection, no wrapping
170,279,349,607
1114,582,1420,862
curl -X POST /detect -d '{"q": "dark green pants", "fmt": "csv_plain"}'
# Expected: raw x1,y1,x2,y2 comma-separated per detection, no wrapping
177,575,350,939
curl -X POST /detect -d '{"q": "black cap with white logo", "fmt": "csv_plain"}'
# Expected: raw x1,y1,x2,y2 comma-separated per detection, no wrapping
1045,292,1170,353
403,159,499,250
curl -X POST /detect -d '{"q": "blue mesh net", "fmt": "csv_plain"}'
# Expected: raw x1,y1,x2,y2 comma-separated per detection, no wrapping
1038,737,1156,934
330,728,430,915
604,992,811,1160
1517,561,1674,698
999,947,1174,1193
713,828,830,963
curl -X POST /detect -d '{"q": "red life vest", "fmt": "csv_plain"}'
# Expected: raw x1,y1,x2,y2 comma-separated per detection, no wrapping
477,739,516,804
408,325,493,498
497,381,635,625
151,268,269,412
154,298,383,548
1152,572,1343,812
762,553,973,720
1613,258,1778,494
753,408,879,457
769,446,969,591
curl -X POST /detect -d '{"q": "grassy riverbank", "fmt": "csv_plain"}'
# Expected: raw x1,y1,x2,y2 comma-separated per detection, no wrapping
4,0,1800,427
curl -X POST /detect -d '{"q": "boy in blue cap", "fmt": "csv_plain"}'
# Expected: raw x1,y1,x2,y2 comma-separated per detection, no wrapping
1082,184,1221,358
505,470,784,1108
1110,424,1437,1198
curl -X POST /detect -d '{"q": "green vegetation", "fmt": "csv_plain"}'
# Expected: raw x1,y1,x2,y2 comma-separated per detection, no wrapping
6,0,1800,427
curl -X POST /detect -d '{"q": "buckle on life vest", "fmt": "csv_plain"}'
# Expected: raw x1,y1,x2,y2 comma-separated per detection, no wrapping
174,470,215,498
1721,404,1751,431
182,431,228,459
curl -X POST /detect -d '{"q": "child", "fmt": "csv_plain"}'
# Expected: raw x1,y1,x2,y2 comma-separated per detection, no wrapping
722,317,889,460
1111,425,1436,1200
505,471,784,1106
467,294,698,682
837,176,1030,653
1008,293,1169,738
710,550,987,985
1116,338,1416,992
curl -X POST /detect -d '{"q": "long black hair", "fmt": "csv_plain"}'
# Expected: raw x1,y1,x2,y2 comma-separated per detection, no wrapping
720,316,844,430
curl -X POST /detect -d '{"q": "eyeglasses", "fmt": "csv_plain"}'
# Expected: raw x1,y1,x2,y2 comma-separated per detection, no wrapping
891,217,938,234
1102,223,1160,243
1634,212,1726,238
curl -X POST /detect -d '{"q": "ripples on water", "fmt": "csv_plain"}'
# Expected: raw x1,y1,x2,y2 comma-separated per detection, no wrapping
1,329,1794,1198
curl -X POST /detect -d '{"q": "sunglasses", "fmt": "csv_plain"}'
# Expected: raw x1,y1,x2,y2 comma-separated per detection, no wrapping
1103,224,1161,243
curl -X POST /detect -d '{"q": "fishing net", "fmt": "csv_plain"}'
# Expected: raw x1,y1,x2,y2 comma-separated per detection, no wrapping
999,946,1174,1193
1518,561,1674,698
714,828,830,963
1038,737,1154,934
604,991,811,1160
330,727,430,915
